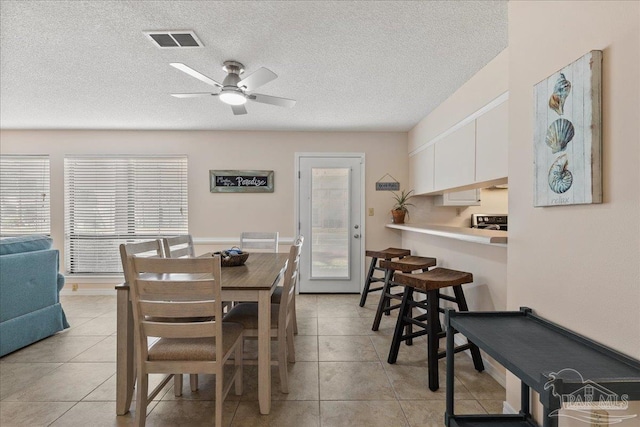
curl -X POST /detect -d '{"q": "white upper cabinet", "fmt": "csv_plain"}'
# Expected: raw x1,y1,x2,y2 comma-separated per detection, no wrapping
434,121,476,191
408,98,508,197
475,100,508,183
410,144,435,195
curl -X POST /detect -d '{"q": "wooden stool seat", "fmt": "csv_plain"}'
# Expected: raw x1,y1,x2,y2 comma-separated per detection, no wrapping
379,256,437,273
371,256,437,333
389,267,484,391
359,247,411,307
395,268,472,291
365,247,411,259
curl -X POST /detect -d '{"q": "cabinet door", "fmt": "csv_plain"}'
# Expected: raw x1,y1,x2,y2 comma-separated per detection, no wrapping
476,101,508,183
410,144,435,195
434,121,476,191
434,189,481,206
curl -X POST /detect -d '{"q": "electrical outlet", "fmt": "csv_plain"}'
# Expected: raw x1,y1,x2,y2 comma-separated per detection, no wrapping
368,208,374,216
72,283,78,292
591,410,608,427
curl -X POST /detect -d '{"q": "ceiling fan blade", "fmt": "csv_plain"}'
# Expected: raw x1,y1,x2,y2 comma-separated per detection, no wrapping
237,67,277,91
249,93,296,108
231,104,248,115
170,63,222,88
170,93,218,98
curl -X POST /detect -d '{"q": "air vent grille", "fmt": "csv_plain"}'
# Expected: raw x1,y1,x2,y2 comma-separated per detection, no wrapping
144,30,203,48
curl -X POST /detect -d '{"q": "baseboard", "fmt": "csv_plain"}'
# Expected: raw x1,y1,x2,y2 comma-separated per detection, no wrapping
454,334,506,388
503,400,517,414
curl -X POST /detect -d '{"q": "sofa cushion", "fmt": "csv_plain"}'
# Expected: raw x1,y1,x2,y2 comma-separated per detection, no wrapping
0,235,52,255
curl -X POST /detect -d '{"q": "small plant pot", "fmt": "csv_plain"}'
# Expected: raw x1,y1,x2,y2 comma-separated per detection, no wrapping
391,209,406,224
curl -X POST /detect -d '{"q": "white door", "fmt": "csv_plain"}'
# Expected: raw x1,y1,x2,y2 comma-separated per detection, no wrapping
297,154,364,293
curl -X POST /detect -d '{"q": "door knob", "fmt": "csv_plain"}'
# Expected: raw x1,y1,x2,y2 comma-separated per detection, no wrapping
354,234,360,238
354,225,359,229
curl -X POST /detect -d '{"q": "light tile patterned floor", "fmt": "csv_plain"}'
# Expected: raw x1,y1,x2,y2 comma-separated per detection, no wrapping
0,293,505,426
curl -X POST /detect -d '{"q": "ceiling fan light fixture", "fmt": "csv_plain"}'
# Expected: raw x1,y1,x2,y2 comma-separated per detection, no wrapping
219,90,247,105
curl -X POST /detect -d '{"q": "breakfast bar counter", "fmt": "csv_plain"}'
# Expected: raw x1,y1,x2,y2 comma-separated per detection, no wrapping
386,223,507,246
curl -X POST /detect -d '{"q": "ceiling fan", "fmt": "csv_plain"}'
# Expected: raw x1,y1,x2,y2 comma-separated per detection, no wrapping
170,60,296,115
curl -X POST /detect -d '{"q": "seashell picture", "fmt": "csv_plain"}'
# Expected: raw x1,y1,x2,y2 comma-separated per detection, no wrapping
545,118,575,154
533,50,603,207
548,73,571,115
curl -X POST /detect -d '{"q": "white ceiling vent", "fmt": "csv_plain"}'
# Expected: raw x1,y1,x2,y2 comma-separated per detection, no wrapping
144,30,203,48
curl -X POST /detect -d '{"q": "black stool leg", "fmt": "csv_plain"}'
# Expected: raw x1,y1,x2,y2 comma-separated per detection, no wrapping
372,268,393,331
452,285,484,372
359,257,378,307
405,292,413,346
427,289,440,391
388,286,412,364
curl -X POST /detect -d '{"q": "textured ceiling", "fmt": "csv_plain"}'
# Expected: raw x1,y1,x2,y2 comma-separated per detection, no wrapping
0,1,507,131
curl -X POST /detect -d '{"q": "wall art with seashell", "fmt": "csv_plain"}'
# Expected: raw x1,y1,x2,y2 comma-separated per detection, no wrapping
533,50,603,207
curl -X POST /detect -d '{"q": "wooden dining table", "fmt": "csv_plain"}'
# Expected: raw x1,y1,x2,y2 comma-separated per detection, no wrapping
115,252,289,416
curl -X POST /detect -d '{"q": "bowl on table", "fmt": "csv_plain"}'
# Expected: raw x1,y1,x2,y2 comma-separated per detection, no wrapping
214,248,249,267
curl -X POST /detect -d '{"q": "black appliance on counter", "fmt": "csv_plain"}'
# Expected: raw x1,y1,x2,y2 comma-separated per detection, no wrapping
471,214,508,231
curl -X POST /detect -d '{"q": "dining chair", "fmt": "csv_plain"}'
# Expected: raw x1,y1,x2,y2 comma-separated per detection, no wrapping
120,239,197,397
270,235,304,334
223,236,303,393
240,231,279,253
130,255,243,427
162,235,195,258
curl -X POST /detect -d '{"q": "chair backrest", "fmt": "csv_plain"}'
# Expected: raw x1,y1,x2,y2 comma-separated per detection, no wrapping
119,239,164,285
130,256,223,362
240,232,279,253
162,235,195,258
278,236,304,326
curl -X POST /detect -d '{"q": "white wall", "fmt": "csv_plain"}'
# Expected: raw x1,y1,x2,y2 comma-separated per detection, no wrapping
507,1,640,423
403,50,510,383
0,130,409,287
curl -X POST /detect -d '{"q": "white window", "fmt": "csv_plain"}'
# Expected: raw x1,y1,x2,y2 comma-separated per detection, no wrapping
0,155,51,236
64,156,188,274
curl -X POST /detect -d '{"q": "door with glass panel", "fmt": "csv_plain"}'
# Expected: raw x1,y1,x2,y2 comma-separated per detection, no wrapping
297,155,363,293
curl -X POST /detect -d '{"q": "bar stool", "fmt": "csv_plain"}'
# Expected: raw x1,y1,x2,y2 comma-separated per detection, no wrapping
359,247,411,307
371,256,437,335
390,268,484,391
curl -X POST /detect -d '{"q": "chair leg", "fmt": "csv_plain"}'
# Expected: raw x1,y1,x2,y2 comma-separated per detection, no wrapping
215,368,223,427
174,374,183,397
372,268,393,331
190,374,198,392
388,286,412,364
287,322,296,363
359,257,378,307
235,337,243,396
291,296,299,335
426,290,440,391
135,368,148,427
452,285,484,372
278,331,289,393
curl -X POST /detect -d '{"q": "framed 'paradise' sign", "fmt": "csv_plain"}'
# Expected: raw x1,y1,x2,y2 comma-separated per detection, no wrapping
210,170,274,193
533,50,602,207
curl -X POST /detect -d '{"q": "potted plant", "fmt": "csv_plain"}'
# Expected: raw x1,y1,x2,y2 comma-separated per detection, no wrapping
391,189,415,224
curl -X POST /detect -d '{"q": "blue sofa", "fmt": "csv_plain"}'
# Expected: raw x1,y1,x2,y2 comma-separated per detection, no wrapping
0,235,69,357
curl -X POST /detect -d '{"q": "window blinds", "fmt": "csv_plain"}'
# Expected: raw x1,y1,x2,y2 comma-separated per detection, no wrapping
64,156,188,274
0,155,51,236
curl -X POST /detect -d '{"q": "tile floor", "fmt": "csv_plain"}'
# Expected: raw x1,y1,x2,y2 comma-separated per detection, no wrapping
0,293,505,426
